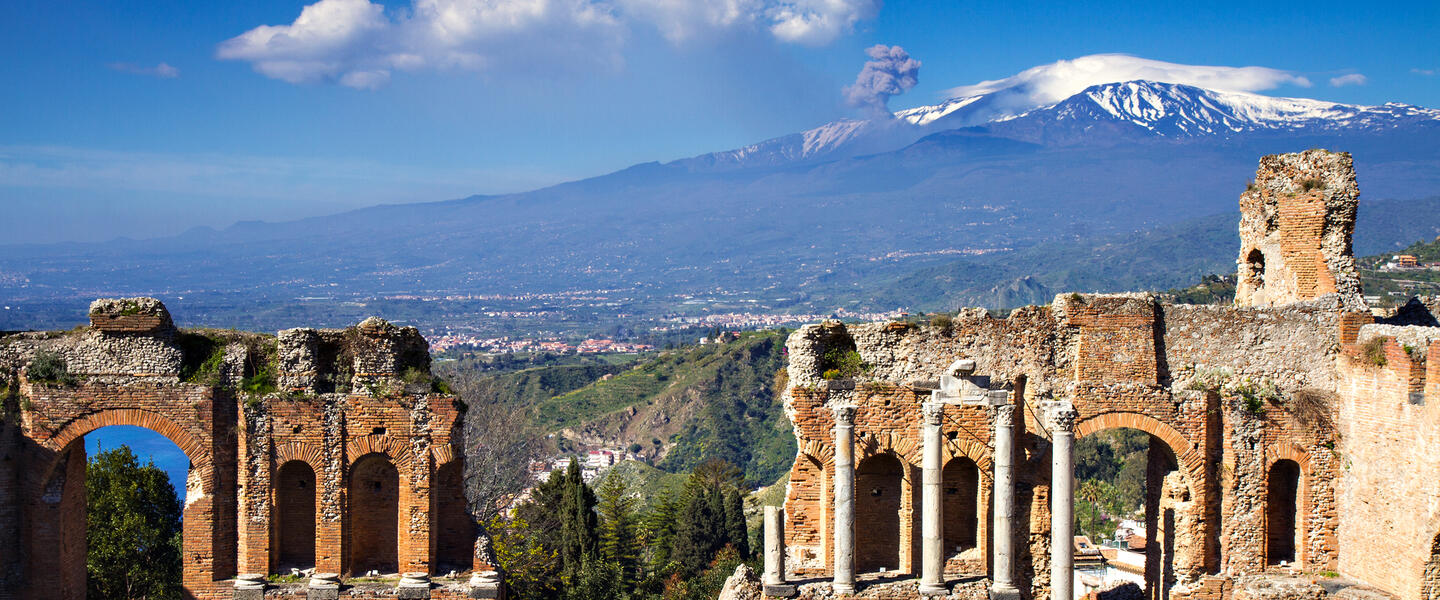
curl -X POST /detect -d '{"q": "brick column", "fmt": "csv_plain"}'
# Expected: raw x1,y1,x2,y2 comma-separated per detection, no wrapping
990,403,1020,600
920,401,946,595
832,404,856,595
236,403,272,575
1048,403,1077,600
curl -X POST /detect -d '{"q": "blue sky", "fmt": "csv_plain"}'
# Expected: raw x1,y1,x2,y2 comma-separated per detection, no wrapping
87,425,190,500
1,0,1437,243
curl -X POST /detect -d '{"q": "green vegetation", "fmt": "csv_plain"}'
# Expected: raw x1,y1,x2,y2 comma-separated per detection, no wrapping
1163,274,1236,305
1231,378,1281,414
820,348,868,380
1300,177,1324,192
1073,429,1150,541
27,350,76,386
87,446,183,600
240,339,278,395
496,459,753,600
446,332,793,484
178,332,227,385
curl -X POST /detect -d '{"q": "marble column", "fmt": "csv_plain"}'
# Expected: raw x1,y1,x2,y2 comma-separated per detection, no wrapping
1049,403,1078,600
990,402,1020,600
920,401,947,595
832,405,857,595
764,506,797,596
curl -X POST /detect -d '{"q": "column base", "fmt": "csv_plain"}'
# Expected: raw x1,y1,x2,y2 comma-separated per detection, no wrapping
920,582,949,596
763,583,798,597
990,583,1022,600
833,581,856,596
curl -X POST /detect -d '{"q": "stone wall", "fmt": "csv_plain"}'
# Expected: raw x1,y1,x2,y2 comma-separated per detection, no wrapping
770,150,1440,600
0,298,482,600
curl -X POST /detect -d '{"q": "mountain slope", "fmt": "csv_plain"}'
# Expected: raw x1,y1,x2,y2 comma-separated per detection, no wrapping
2,81,1438,333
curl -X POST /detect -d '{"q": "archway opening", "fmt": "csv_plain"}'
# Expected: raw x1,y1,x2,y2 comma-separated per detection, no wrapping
1266,459,1301,565
1245,249,1266,289
855,452,904,573
349,453,399,575
433,460,473,574
942,456,980,555
1074,427,1188,600
274,460,317,572
79,425,190,600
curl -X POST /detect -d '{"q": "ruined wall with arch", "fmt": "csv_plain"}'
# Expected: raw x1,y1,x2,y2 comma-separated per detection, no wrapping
0,299,483,600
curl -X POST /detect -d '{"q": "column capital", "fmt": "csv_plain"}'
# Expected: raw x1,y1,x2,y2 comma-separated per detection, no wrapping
831,404,857,426
1043,400,1078,433
992,404,1015,422
921,401,944,426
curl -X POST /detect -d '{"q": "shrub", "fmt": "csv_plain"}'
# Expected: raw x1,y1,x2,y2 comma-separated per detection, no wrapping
929,313,953,333
179,333,226,386
1300,177,1324,192
1360,337,1388,366
27,351,76,385
819,349,868,380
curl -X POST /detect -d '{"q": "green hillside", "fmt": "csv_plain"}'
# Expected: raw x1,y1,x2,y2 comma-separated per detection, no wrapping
445,330,796,485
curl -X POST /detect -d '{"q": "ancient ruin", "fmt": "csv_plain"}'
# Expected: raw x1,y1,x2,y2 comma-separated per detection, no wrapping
0,301,500,599
763,150,1440,600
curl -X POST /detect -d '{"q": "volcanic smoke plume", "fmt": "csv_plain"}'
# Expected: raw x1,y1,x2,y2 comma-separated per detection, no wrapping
844,44,920,118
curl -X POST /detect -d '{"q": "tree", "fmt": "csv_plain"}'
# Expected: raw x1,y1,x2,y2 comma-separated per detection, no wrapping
453,383,544,567
558,461,599,586
86,445,182,600
723,488,749,560
597,474,640,593
671,459,745,576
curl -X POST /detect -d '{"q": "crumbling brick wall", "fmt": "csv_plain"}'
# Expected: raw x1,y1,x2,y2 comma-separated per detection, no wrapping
0,299,473,600
1235,150,1362,308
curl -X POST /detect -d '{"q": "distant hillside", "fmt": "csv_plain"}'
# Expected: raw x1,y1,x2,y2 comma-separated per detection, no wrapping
867,196,1440,311
443,331,795,485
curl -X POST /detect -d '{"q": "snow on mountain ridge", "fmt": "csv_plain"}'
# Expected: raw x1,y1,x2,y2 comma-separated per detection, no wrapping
686,80,1440,168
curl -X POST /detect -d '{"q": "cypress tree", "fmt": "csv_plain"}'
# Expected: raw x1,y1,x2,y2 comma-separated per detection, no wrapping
723,487,749,559
557,460,598,585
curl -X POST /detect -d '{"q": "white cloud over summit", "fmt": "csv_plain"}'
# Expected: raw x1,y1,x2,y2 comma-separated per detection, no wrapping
218,0,879,89
939,54,1317,117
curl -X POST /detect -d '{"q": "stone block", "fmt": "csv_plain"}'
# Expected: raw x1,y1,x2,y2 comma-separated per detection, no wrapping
763,584,797,597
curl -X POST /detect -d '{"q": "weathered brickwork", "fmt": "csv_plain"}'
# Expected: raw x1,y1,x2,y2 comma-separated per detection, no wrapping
773,150,1427,600
0,301,487,600
1235,150,1361,308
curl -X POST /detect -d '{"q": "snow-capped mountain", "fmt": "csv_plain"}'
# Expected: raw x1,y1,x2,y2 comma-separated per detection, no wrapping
681,80,1440,169
1010,80,1440,138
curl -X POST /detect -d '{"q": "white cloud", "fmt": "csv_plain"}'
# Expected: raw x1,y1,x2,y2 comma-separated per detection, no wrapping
219,0,879,87
109,62,180,78
938,54,1313,122
1329,73,1367,87
1412,68,1436,77
766,0,880,46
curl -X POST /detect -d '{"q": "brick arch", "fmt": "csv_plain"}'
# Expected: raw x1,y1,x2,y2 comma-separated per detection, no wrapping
1076,411,1204,490
798,438,835,467
43,408,211,485
28,405,222,598
275,440,324,469
345,434,414,471
1266,443,1311,471
858,432,921,465
942,438,993,476
431,443,458,466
